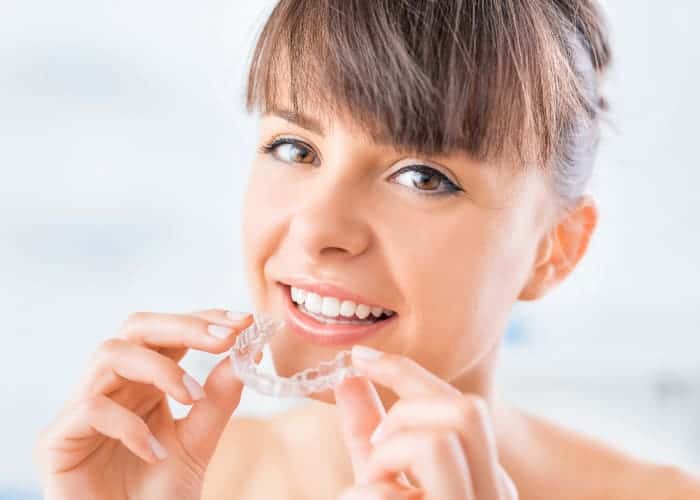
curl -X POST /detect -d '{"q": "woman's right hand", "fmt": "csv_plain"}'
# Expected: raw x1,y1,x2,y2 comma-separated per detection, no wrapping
35,308,256,500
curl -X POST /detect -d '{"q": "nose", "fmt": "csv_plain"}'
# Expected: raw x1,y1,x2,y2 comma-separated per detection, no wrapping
288,181,372,261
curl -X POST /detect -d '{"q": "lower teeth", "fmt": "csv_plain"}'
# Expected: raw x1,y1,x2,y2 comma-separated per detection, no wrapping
296,303,378,324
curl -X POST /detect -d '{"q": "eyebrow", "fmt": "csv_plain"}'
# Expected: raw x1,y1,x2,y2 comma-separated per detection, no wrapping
263,108,326,136
262,107,451,159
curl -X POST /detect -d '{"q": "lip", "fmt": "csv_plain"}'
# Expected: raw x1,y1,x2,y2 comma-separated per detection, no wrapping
277,282,397,346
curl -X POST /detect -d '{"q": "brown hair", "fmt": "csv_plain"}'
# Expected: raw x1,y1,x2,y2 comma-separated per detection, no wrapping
244,0,612,208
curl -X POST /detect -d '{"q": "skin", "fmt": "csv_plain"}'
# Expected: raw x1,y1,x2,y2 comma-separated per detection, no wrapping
35,105,700,499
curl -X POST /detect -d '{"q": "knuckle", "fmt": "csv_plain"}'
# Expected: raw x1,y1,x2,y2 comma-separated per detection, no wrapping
428,431,462,465
457,394,488,423
80,394,106,417
119,311,146,338
143,355,184,390
92,338,125,365
427,430,453,456
99,337,124,354
163,360,185,384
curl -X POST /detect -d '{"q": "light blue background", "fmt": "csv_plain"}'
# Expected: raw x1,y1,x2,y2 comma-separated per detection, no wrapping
2,0,699,496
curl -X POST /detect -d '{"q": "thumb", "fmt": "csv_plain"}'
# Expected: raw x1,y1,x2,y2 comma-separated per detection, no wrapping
334,376,386,480
176,353,245,464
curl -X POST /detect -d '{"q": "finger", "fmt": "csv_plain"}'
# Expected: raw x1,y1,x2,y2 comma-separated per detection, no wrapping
334,376,386,480
497,464,519,499
364,429,475,500
338,479,420,500
177,347,263,464
350,346,458,400
41,394,167,471
118,310,253,361
370,395,503,499
158,309,252,363
76,338,206,405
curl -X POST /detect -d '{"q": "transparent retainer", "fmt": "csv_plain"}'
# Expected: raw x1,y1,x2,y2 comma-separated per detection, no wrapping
229,312,361,397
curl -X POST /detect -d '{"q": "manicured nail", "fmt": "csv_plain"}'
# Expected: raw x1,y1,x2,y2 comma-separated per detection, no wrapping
182,373,206,400
226,310,251,322
352,345,383,361
149,435,168,460
208,324,234,339
369,420,386,445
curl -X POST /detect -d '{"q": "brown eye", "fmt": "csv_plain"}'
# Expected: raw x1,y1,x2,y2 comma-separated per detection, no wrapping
409,170,441,190
389,165,461,196
263,138,317,164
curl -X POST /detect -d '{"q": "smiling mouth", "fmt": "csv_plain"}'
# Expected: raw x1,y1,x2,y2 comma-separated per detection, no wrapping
288,284,395,325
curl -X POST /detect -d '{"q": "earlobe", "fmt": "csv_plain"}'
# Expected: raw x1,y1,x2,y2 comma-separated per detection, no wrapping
518,196,598,301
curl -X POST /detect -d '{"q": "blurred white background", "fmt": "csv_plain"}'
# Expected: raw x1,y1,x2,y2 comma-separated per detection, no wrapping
1,1,699,497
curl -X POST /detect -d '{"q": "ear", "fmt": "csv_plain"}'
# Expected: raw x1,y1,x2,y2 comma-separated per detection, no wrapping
518,195,598,301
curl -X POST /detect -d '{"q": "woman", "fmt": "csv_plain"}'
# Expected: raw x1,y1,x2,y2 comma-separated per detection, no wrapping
35,1,700,498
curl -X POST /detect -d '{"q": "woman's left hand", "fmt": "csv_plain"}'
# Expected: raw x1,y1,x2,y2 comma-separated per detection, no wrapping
334,346,518,500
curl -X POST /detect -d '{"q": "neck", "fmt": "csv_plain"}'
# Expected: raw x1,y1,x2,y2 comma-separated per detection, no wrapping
449,334,502,404
447,336,520,455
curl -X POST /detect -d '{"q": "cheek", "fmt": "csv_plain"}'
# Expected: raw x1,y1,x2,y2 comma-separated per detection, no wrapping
241,166,292,310
388,209,529,376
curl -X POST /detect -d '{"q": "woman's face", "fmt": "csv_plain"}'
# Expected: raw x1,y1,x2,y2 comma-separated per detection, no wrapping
242,105,556,405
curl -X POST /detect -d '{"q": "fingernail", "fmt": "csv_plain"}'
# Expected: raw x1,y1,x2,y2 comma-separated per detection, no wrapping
149,435,168,460
226,310,251,322
369,420,385,445
208,324,234,339
352,345,382,361
182,373,206,400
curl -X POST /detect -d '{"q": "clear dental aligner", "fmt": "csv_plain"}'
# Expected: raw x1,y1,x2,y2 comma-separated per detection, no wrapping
229,312,361,397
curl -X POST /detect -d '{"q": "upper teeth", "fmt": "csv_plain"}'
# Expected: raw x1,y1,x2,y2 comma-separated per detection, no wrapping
290,286,394,320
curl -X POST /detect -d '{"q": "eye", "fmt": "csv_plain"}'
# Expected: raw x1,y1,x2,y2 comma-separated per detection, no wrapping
257,137,318,165
388,165,463,196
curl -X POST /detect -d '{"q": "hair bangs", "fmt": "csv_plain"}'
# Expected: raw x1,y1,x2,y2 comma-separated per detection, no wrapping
245,0,598,169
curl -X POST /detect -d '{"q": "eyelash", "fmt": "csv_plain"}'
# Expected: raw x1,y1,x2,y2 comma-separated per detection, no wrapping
257,137,464,198
257,137,317,163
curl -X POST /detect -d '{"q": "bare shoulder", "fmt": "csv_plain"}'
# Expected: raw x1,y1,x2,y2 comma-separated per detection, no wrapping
510,406,700,500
